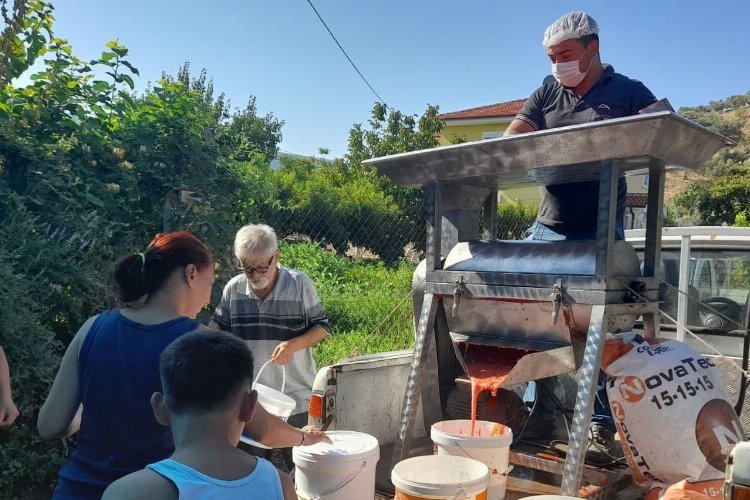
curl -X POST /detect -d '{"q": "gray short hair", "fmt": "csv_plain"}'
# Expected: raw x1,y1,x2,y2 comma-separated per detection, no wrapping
234,224,278,262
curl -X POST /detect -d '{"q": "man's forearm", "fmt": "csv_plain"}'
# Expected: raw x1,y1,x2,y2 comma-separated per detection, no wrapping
291,325,328,351
504,118,535,136
0,347,12,401
244,401,304,448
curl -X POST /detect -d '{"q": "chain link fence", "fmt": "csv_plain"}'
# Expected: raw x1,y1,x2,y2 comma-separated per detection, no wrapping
254,194,537,265
227,194,537,356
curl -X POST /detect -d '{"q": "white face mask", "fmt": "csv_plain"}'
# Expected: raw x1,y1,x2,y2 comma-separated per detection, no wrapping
551,49,594,88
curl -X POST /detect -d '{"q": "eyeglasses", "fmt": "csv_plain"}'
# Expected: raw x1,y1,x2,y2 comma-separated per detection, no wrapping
238,252,276,276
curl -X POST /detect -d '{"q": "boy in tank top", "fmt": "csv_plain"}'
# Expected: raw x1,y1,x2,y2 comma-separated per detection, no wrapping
102,330,297,499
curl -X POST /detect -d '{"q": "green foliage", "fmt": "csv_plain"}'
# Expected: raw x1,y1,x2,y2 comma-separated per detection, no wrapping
735,212,750,227
261,154,421,264
678,92,750,177
279,242,415,367
0,204,112,498
0,0,55,85
338,103,446,258
346,102,443,168
683,90,750,114
0,4,284,493
680,108,745,141
496,199,537,239
669,92,750,224
218,103,446,266
219,97,284,163
671,166,750,225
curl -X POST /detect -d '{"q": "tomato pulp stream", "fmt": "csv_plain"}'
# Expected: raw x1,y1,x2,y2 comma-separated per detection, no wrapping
461,344,532,435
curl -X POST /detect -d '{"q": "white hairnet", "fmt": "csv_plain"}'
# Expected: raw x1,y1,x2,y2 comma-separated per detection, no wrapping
542,12,599,48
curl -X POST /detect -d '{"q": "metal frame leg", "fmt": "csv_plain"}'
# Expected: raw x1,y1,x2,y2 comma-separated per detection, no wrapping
392,292,439,464
560,305,607,496
642,162,665,339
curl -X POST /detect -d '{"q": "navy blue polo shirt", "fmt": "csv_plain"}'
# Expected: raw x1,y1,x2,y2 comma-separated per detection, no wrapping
515,64,657,229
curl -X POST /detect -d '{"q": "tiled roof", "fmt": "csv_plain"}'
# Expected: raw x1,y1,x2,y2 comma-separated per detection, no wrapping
438,99,527,120
626,193,649,208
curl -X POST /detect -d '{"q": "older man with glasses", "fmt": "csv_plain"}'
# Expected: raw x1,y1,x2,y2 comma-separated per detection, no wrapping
209,223,330,470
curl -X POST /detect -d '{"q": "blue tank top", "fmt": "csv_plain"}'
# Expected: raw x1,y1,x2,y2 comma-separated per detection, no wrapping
147,457,284,499
53,309,201,499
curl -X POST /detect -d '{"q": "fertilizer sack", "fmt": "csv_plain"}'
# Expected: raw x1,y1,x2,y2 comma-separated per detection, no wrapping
602,333,744,497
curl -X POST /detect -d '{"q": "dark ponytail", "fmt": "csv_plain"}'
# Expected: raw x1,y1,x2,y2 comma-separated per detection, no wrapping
114,232,212,303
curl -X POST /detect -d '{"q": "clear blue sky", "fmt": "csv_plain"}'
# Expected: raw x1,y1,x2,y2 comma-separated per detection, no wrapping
38,0,750,158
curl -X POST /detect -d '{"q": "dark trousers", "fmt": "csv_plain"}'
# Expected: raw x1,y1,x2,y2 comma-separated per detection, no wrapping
535,372,614,431
246,412,308,471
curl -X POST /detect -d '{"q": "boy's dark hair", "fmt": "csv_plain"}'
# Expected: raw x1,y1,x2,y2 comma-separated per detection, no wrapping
159,331,254,414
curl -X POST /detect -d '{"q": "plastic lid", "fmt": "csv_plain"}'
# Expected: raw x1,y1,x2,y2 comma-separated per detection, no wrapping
240,433,271,450
293,431,380,468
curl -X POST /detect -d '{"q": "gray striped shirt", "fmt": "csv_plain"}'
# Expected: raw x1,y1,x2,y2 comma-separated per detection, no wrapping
212,266,330,414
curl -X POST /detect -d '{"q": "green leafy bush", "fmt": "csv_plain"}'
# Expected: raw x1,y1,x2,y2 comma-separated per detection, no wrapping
0,203,113,498
670,166,750,226
0,3,284,493
260,156,423,265
279,242,416,367
496,199,537,239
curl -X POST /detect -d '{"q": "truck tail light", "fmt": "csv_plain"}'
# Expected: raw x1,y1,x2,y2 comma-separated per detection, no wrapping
309,393,324,419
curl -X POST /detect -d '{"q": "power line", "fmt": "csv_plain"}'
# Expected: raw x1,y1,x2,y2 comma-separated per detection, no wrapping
304,0,389,111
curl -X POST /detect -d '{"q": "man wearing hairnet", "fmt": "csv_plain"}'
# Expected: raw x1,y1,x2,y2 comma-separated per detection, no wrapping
504,12,657,462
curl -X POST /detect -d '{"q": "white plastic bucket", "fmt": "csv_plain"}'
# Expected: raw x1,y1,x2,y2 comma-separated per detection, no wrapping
293,430,380,500
241,360,296,449
431,420,513,500
392,455,490,500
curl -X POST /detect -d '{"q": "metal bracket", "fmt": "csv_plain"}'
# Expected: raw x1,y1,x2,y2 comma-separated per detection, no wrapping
452,274,464,318
550,278,563,326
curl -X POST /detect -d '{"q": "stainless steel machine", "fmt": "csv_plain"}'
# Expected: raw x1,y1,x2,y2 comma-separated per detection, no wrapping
364,111,731,496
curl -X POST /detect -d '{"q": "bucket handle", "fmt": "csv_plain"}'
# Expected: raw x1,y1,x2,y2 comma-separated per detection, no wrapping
299,460,367,500
446,439,509,475
445,442,479,500
253,359,286,394
451,439,473,460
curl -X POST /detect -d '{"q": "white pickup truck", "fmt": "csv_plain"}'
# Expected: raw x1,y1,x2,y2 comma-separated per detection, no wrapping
308,226,750,497
626,227,750,358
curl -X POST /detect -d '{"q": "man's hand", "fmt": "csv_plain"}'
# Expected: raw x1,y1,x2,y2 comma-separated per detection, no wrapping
0,397,19,427
271,325,328,366
270,340,297,365
300,425,332,446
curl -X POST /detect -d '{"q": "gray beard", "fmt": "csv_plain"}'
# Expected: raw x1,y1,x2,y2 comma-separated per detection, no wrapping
249,277,270,290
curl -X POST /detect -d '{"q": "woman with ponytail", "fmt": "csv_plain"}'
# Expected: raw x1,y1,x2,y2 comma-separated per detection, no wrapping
38,232,327,499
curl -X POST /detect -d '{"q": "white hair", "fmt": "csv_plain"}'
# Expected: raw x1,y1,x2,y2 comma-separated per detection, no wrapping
234,224,278,262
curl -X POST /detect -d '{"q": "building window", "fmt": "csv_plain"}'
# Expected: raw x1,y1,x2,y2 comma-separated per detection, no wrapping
481,131,504,140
